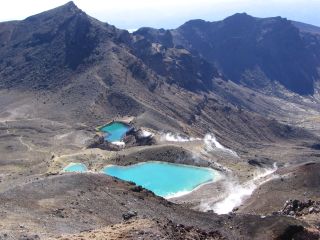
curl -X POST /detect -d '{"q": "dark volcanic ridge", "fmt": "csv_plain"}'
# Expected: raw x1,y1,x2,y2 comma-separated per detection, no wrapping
134,13,320,95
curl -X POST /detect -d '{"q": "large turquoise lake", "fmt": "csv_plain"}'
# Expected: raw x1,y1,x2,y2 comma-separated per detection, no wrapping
100,122,131,142
102,162,217,198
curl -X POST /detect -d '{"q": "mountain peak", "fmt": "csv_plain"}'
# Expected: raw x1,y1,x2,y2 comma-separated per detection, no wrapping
178,19,211,31
24,1,83,23
50,1,82,15
233,12,250,17
65,1,76,6
223,12,254,22
60,1,79,11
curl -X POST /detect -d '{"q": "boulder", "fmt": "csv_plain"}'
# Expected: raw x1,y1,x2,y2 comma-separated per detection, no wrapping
122,210,137,220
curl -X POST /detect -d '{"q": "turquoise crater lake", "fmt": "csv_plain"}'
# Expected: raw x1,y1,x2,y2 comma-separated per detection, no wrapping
100,122,131,142
102,162,218,198
63,163,87,173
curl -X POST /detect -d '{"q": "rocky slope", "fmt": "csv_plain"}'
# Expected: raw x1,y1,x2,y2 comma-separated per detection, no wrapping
0,173,317,239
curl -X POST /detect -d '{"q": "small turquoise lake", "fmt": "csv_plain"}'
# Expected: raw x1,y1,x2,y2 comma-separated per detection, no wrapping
102,162,217,198
100,122,131,142
63,163,87,173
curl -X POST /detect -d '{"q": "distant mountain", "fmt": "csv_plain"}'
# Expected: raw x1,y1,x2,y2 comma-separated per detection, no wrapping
135,13,320,95
0,1,220,93
2,4,320,95
0,2,231,134
1,2,317,140
0,2,129,90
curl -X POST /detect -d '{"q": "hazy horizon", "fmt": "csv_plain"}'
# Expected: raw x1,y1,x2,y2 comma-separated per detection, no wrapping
0,0,319,30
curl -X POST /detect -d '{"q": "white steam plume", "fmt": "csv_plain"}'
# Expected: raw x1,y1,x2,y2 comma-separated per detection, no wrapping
160,132,238,157
200,163,278,214
160,132,201,142
203,134,238,157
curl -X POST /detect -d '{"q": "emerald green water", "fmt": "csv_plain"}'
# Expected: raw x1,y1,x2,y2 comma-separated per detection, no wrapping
100,122,131,142
102,161,217,198
63,163,87,173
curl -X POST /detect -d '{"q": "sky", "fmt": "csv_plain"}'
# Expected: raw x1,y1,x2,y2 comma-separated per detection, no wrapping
0,0,319,30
